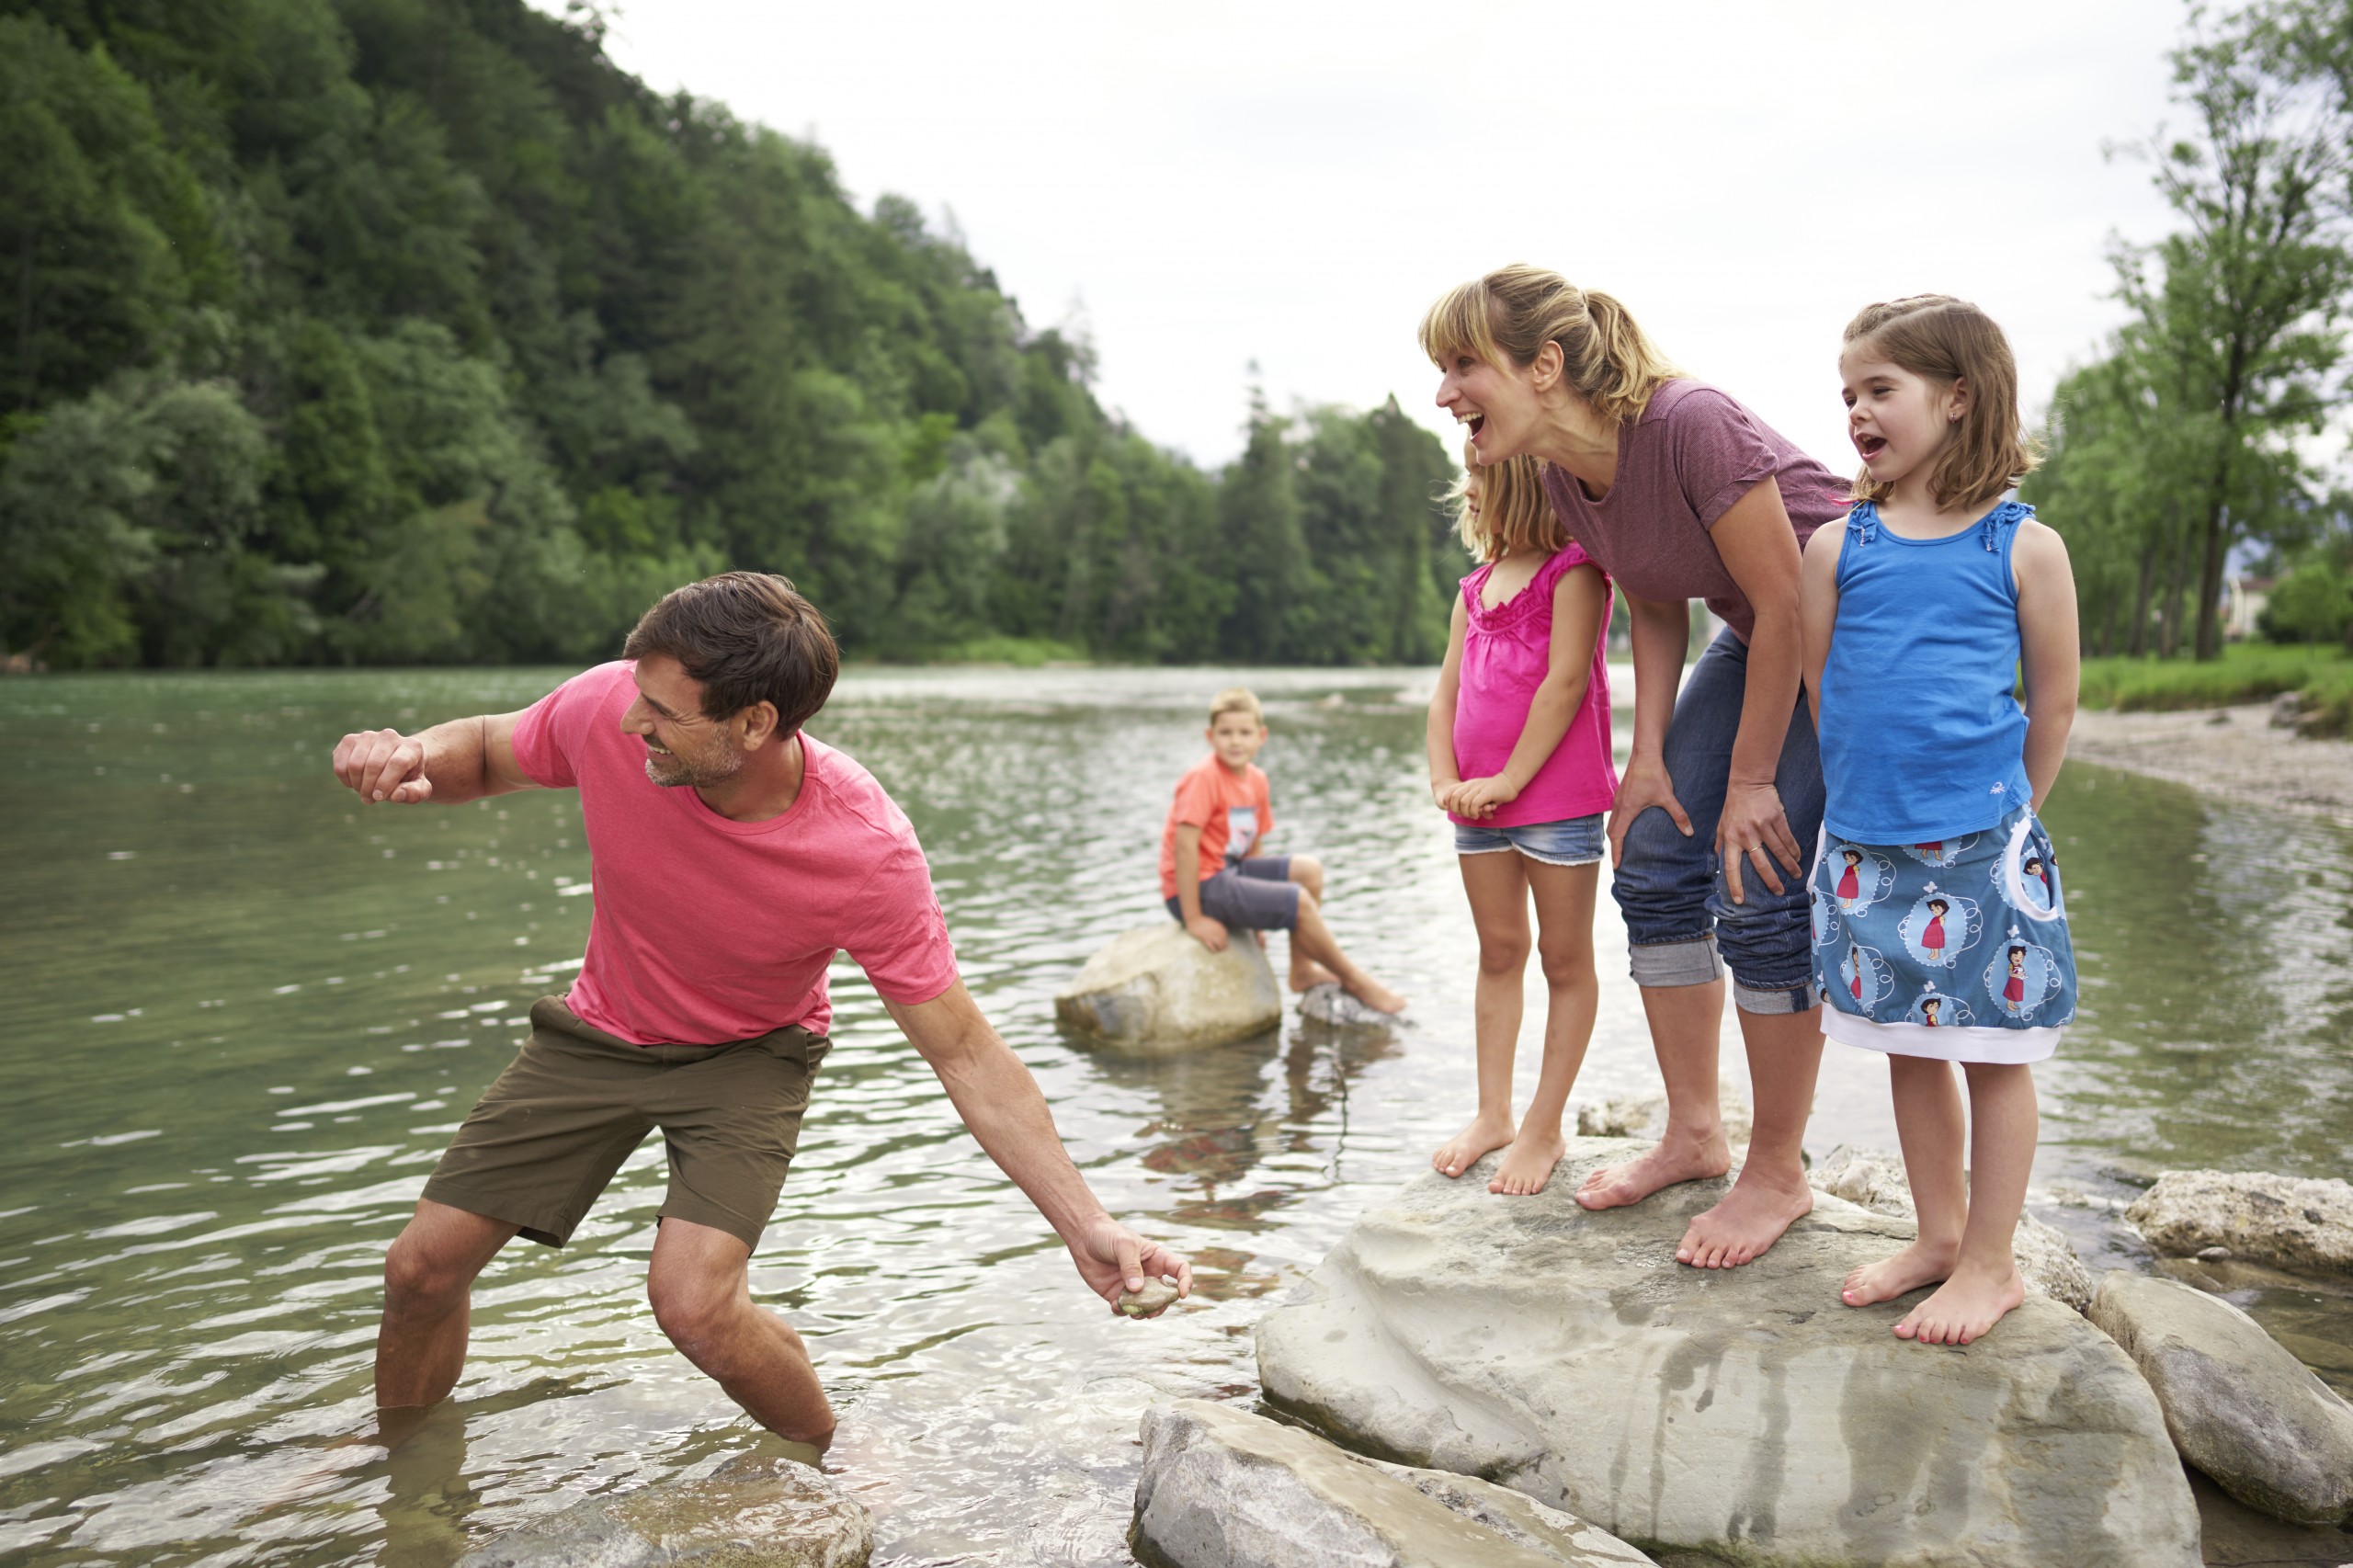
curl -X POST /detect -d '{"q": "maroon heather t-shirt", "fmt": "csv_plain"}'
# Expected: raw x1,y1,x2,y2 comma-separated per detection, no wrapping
1540,380,1850,642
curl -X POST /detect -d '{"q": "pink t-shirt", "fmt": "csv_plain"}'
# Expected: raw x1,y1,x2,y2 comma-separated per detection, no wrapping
1449,542,1618,828
510,662,959,1045
1539,380,1848,642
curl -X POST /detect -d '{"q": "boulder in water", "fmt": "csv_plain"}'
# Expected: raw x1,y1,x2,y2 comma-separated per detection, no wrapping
456,1452,871,1566
2087,1271,2353,1525
1133,1399,1656,1568
1256,1140,2200,1568
2126,1170,2353,1274
1053,925,1280,1052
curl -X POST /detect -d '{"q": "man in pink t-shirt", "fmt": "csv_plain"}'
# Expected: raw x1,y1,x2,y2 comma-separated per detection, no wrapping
331,573,1189,1458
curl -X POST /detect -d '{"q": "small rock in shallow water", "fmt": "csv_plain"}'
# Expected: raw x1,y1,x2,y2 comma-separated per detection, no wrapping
456,1452,871,1566
1298,983,1396,1028
2088,1271,2353,1525
2197,1244,2232,1262
1117,1278,1179,1318
2127,1170,2353,1274
1134,1400,1656,1567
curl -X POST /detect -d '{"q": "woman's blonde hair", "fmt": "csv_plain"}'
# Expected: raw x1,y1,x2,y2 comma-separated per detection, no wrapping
1418,265,1680,425
1842,295,2040,510
1444,439,1563,562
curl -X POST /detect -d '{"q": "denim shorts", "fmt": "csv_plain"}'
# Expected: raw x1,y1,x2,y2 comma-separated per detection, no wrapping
1452,813,1606,867
1611,627,1825,1015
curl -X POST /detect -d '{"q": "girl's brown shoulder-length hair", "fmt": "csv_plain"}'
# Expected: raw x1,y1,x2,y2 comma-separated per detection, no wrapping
1842,295,2041,511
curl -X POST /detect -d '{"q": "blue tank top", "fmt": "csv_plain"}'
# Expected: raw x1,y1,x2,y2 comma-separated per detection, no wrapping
1817,499,2035,844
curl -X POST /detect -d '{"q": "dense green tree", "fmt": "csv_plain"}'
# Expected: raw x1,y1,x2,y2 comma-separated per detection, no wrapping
2032,1,2353,660
0,0,1457,669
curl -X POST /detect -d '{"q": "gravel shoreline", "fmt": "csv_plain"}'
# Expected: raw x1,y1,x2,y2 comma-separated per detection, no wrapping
2067,701,2353,826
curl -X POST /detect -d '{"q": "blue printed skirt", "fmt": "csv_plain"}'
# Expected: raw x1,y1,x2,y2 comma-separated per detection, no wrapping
1808,802,2075,1063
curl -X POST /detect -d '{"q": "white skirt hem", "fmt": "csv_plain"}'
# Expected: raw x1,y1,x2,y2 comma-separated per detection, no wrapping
1823,1006,2059,1064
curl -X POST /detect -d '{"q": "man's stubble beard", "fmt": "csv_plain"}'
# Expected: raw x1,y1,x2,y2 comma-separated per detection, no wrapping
642,742,745,790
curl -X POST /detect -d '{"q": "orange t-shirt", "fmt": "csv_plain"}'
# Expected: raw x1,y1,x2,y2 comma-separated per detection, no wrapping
1157,754,1273,900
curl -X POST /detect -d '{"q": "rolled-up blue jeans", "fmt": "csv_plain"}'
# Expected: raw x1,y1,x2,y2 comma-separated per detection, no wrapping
1612,626,1824,1015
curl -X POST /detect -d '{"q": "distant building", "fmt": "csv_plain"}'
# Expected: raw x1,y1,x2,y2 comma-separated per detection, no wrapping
2224,574,2273,642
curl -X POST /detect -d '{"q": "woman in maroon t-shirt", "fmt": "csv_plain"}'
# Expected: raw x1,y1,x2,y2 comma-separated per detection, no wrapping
1421,264,1851,1271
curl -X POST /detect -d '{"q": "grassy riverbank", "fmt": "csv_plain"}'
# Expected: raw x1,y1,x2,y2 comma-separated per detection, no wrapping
2080,644,2353,735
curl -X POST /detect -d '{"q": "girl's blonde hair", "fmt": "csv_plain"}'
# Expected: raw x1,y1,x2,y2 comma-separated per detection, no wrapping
1445,439,1565,562
1841,295,2041,510
1418,265,1680,425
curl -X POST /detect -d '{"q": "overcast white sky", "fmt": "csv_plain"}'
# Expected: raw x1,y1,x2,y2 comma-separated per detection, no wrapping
559,0,2193,471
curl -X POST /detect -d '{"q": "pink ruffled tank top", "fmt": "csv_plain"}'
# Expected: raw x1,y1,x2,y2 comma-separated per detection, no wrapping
1448,541,1618,828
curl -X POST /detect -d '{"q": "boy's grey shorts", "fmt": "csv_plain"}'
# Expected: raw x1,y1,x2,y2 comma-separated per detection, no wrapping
1165,856,1299,930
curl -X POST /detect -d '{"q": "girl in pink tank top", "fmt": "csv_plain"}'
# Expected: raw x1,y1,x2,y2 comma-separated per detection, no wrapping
1425,443,1619,1199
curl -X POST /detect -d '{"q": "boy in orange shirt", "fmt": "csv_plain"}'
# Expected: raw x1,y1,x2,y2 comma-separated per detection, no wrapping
1159,688,1405,1015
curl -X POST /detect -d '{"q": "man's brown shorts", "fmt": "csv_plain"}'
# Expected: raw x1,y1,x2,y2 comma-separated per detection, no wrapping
421,996,829,1252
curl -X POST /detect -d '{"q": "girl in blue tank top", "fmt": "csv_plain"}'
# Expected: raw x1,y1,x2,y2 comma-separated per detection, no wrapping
1799,296,2081,1351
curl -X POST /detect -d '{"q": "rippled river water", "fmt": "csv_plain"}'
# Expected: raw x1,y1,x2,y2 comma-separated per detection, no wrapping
4,666,2350,1565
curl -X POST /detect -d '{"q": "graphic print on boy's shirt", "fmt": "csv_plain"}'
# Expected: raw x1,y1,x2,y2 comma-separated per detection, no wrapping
1223,803,1258,864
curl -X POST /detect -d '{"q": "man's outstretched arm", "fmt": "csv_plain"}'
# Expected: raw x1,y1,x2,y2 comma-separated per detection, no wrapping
332,711,541,805
885,982,1192,1312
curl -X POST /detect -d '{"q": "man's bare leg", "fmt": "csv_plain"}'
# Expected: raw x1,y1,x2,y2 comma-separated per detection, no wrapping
1677,1006,1821,1267
1574,979,1732,1210
1433,851,1529,1178
647,1218,835,1451
1281,855,1340,991
1288,892,1405,1014
377,1199,520,1417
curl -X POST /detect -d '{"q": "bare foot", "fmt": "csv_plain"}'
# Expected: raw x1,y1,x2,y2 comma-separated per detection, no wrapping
1574,1130,1731,1211
1676,1165,1814,1268
1345,975,1407,1015
1433,1111,1516,1178
1490,1128,1566,1196
1290,960,1341,993
1894,1260,2025,1345
1840,1239,1957,1307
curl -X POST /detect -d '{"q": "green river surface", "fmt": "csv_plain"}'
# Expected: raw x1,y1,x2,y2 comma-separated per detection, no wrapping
3,665,2349,1565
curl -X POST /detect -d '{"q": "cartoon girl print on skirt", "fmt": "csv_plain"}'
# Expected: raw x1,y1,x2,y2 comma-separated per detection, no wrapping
1897,884,1983,971
1810,802,2075,1064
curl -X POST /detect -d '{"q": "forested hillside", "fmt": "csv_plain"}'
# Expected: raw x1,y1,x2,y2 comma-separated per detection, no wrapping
0,0,1458,668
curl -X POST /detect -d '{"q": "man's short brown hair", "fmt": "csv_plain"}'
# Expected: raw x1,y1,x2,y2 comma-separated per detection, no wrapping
622,573,838,733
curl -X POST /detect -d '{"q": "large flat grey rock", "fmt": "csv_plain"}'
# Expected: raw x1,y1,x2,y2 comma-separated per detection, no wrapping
1134,1399,1654,1567
2088,1271,2353,1525
456,1453,871,1566
2127,1170,2353,1274
1055,925,1281,1052
1256,1138,2200,1568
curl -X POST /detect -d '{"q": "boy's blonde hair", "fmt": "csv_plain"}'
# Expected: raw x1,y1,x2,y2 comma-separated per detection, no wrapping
1208,687,1264,726
1418,264,1680,426
1445,438,1565,562
1842,295,2041,510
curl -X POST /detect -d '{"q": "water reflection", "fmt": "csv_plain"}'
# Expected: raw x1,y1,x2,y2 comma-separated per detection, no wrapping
1,667,2348,1565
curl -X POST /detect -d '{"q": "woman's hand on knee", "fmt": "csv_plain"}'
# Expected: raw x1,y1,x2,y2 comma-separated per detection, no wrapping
1716,780,1802,903
1608,756,1692,868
